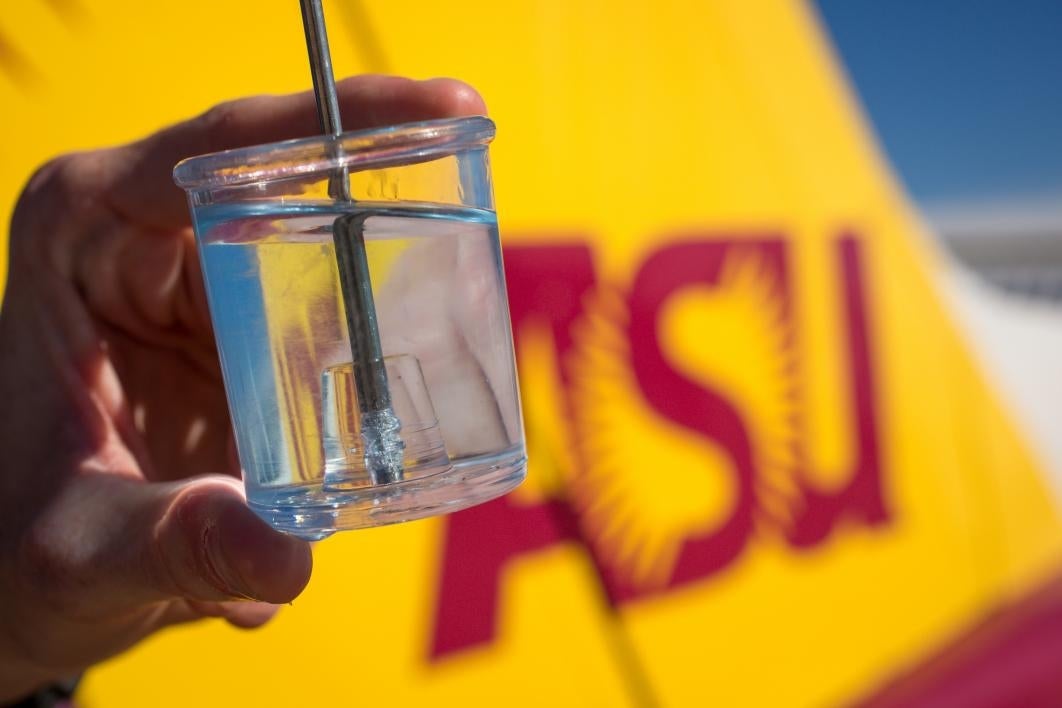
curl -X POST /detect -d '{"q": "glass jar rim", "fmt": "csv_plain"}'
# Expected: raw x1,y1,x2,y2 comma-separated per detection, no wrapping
173,115,494,190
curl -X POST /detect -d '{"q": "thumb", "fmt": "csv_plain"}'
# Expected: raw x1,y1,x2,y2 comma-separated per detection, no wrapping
32,474,314,612
138,476,313,604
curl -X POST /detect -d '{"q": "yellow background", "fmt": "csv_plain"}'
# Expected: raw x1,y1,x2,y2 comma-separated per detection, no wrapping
2,1,1061,705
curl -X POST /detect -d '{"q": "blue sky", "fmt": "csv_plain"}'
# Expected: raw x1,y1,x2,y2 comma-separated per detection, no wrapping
815,0,1062,206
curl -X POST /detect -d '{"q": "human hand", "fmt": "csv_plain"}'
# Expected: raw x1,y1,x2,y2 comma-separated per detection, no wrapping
0,75,486,700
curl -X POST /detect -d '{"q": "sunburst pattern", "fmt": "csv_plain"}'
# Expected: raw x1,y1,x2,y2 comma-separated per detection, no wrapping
566,249,799,591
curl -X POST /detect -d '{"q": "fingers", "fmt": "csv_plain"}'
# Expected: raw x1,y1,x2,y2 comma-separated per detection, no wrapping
161,598,282,630
105,75,487,230
204,601,280,629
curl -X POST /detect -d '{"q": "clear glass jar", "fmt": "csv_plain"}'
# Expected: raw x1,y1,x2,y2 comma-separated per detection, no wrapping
174,117,525,539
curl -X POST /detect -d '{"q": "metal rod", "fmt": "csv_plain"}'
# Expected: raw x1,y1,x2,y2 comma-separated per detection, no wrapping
299,0,404,484
299,0,343,138
333,214,404,484
299,0,351,202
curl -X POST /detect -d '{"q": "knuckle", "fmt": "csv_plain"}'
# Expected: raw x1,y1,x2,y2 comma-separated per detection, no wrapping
21,153,92,206
30,153,75,190
11,157,71,233
199,101,240,151
10,152,107,266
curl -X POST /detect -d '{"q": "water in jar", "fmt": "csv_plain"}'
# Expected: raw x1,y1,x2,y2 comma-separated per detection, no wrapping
194,201,526,538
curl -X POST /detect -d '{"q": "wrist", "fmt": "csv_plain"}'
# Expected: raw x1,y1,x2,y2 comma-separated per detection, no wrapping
0,675,79,707
0,649,55,704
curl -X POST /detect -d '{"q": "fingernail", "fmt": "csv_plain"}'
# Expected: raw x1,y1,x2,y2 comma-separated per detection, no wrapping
211,500,313,603
205,509,260,600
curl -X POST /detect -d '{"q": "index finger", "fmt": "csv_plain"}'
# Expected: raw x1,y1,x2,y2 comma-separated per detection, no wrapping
104,75,487,230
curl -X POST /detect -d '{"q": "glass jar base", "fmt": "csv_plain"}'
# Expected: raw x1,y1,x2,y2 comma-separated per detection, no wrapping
248,448,526,540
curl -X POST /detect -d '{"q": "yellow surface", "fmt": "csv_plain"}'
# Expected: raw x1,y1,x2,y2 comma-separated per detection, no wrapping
2,1,1061,706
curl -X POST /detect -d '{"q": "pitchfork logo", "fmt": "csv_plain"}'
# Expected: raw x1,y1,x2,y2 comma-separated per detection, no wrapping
430,231,887,656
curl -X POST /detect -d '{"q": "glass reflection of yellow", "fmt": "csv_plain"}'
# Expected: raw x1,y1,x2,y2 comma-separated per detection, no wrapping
257,238,342,484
